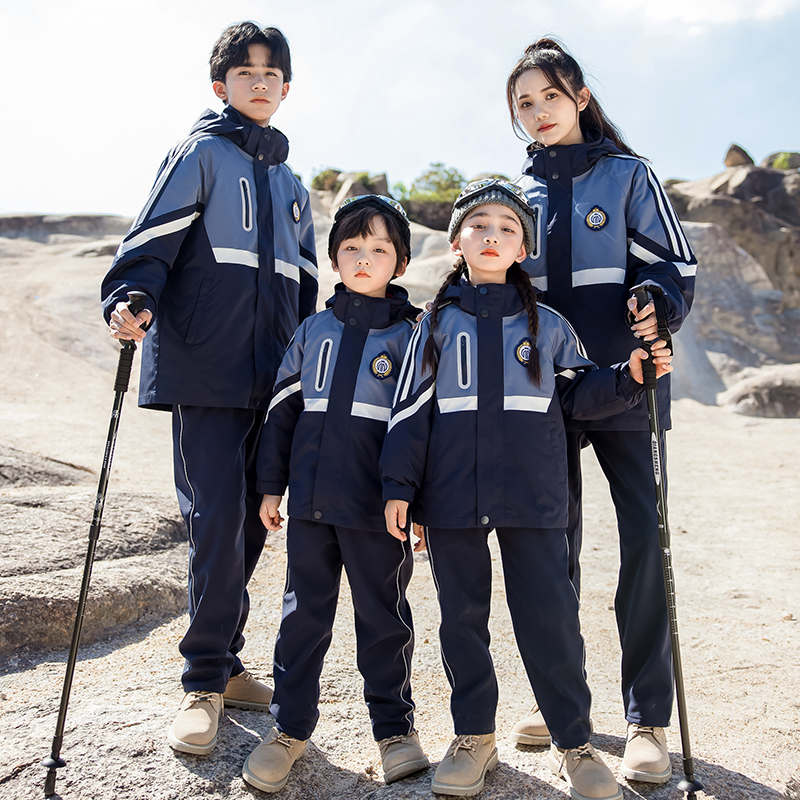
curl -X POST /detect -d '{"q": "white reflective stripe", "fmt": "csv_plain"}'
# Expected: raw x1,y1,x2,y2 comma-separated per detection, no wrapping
438,395,478,413
388,384,435,432
299,254,319,278
538,303,589,359
304,398,328,412
117,212,200,258
630,241,697,277
275,259,300,283
557,369,578,380
504,395,552,412
456,332,471,389
315,339,333,392
266,380,301,420
212,247,259,268
572,267,627,287
532,275,547,291
396,322,426,404
351,402,391,422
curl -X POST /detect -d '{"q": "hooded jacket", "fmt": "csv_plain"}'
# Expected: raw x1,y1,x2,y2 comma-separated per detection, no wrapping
515,136,696,430
101,106,318,410
380,282,644,530
257,283,420,532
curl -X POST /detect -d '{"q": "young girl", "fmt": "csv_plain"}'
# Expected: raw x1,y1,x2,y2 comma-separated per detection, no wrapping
504,39,696,784
381,180,672,800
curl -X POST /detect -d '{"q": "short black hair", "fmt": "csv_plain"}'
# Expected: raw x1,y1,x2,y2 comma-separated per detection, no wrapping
210,22,292,83
329,206,410,274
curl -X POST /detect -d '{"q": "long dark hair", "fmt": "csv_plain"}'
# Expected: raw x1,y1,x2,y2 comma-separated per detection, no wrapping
505,37,641,158
422,259,542,385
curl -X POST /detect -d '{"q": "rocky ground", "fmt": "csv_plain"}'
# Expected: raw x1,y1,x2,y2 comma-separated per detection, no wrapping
1,208,799,800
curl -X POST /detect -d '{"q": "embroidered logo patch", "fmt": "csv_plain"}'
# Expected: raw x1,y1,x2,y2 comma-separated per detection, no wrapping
516,339,532,366
585,205,608,230
371,352,393,380
291,200,300,223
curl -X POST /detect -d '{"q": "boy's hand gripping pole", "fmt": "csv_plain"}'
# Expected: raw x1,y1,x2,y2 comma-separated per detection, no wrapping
42,292,149,797
632,287,703,800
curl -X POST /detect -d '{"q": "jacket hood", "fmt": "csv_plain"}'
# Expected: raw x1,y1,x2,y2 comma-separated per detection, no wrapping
522,133,623,180
327,283,421,328
190,105,290,166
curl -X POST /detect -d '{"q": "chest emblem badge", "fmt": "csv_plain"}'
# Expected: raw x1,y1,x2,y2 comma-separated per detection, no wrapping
291,200,300,223
371,352,393,380
515,339,532,366
585,205,608,230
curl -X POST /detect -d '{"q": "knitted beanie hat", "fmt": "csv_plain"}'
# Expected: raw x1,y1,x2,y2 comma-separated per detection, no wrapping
447,179,537,257
328,194,411,263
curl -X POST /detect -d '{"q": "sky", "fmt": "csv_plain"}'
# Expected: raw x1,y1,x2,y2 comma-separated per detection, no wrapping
1,0,799,217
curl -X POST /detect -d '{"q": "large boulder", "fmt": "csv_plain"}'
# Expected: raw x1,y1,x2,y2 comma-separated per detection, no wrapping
666,166,800,307
761,151,800,170
718,364,800,417
724,143,755,167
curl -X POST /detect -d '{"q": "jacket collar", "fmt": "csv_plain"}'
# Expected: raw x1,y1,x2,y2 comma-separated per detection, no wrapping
522,132,622,180
189,106,290,166
327,283,420,329
443,279,524,317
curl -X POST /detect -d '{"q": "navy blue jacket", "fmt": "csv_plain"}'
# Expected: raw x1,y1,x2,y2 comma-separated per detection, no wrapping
516,136,696,430
101,106,318,411
380,283,644,530
258,284,420,532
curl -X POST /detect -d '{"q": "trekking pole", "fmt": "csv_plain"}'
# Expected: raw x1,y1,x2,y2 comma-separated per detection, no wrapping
633,287,703,800
42,291,150,797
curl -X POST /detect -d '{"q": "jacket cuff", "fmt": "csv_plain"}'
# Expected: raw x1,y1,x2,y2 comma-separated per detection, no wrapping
618,364,645,401
256,479,287,496
382,483,417,504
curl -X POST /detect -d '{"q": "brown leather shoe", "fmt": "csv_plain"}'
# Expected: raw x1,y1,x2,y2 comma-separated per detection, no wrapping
378,731,430,783
242,728,308,792
621,724,671,783
223,669,274,711
431,733,498,796
548,742,622,800
510,703,550,745
167,692,223,755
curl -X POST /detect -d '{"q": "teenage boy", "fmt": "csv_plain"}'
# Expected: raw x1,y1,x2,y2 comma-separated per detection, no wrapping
241,195,429,792
101,22,317,755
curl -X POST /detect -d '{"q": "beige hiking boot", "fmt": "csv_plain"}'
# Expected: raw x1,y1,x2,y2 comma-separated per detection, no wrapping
621,724,671,783
378,730,430,783
431,733,498,796
547,742,622,800
242,728,308,792
510,703,550,745
223,669,274,711
167,691,223,755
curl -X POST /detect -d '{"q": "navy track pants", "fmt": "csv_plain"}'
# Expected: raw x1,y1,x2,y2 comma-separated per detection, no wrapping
172,405,267,692
567,429,674,726
270,518,416,742
426,525,592,749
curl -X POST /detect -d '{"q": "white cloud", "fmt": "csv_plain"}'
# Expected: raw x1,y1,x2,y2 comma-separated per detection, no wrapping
598,0,799,26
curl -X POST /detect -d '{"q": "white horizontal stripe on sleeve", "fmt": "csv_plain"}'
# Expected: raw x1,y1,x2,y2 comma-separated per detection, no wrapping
504,395,553,413
117,212,200,258
275,259,300,283
532,275,547,291
304,398,329,412
388,384,435,432
299,254,319,278
212,247,259,268
265,381,301,420
437,396,478,414
572,267,627,287
351,402,392,422
629,241,697,276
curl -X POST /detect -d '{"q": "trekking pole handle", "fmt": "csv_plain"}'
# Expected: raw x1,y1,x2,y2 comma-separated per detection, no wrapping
632,288,657,390
113,291,149,393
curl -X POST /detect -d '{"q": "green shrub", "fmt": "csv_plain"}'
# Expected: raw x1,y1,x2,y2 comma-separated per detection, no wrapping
311,168,343,192
773,152,793,170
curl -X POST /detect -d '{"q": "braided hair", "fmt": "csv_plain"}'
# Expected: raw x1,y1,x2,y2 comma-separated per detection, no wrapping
421,258,542,385
506,37,642,159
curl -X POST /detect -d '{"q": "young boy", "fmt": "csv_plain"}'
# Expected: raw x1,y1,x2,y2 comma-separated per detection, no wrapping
241,195,428,792
101,22,317,755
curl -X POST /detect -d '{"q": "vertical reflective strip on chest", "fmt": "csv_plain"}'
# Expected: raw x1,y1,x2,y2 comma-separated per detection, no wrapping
457,332,471,389
315,339,333,392
240,178,253,231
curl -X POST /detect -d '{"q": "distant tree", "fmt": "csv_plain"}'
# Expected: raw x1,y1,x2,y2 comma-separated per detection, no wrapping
395,163,468,230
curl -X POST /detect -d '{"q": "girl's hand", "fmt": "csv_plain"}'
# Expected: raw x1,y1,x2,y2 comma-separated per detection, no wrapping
385,499,410,541
413,523,427,552
629,338,673,383
260,494,285,531
627,296,658,342
109,300,152,342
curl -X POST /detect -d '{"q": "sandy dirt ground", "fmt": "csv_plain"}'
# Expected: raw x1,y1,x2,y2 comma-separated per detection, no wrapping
1,235,799,799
